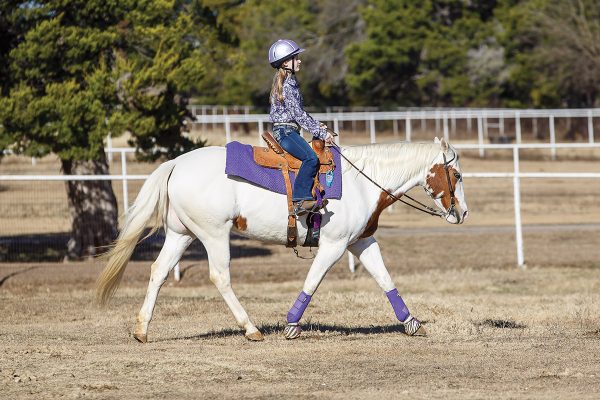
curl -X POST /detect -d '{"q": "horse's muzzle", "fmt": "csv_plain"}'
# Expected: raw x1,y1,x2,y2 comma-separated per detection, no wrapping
446,207,468,224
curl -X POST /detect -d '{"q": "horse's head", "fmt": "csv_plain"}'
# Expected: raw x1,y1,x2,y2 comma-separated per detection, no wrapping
423,138,469,224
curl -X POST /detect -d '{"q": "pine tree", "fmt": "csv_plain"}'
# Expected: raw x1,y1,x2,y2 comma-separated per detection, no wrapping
0,0,212,258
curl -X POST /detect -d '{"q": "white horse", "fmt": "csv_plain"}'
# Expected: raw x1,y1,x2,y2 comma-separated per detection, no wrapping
96,137,468,342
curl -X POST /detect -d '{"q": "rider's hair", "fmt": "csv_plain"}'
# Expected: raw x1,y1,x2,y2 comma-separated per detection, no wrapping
270,68,289,104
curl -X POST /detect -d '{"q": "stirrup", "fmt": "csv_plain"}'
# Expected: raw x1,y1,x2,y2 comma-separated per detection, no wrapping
293,199,329,216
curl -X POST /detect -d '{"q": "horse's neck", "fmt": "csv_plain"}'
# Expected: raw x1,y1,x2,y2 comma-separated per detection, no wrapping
342,142,439,194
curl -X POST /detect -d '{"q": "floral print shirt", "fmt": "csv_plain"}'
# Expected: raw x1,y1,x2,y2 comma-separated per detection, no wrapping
269,76,327,139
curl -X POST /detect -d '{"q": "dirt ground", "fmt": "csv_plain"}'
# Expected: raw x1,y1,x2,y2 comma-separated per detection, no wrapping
2,133,600,398
1,224,600,399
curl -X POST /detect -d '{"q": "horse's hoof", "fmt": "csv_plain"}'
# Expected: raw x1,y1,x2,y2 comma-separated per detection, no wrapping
245,331,264,341
403,316,426,337
133,333,148,343
284,323,302,340
413,325,427,336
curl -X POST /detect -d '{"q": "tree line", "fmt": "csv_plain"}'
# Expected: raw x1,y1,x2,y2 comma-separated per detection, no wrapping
0,0,598,258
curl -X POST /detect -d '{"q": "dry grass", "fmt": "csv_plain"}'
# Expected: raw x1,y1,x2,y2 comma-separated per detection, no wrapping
1,226,600,399
1,131,600,398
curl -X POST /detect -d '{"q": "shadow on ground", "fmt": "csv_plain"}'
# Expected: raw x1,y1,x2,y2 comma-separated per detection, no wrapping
0,231,271,262
156,322,414,342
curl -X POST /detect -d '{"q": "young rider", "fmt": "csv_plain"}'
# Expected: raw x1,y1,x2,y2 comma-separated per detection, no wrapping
268,39,335,216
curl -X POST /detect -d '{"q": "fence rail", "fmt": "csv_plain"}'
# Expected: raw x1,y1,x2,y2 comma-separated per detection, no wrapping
191,108,599,155
2,142,600,270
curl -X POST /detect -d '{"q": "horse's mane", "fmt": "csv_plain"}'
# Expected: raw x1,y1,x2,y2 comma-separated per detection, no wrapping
341,142,441,185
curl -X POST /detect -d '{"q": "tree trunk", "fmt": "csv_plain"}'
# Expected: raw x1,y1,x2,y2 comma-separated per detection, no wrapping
62,152,118,260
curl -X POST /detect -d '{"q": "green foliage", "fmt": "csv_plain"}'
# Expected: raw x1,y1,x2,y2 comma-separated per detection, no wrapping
346,0,429,106
346,0,507,106
1,0,598,135
504,0,600,107
0,0,212,163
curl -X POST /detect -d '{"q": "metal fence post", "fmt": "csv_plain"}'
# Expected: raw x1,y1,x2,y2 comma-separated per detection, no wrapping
225,116,231,143
513,146,525,268
405,116,411,142
477,116,484,158
588,110,594,144
443,113,449,143
467,111,472,135
121,150,129,214
515,111,522,144
549,115,556,160
258,120,264,145
333,118,339,138
369,114,376,143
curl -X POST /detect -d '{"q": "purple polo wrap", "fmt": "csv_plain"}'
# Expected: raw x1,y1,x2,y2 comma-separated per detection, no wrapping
386,288,410,322
312,212,321,230
225,141,342,199
287,291,312,323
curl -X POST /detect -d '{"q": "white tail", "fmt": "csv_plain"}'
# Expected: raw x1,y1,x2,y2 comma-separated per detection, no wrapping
96,159,177,305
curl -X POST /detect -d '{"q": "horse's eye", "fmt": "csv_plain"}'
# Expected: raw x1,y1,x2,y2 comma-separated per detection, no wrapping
454,172,462,180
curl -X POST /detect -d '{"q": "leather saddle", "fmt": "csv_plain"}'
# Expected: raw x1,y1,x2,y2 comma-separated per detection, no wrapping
253,132,335,247
254,133,335,173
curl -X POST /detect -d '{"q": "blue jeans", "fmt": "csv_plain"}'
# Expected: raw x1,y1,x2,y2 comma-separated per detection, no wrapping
272,126,318,202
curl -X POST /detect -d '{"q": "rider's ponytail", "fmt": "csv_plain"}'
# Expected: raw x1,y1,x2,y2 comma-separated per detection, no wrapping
270,69,289,104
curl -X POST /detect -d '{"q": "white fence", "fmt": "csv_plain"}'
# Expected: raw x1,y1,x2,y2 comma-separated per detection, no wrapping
3,106,600,268
191,108,599,156
2,142,600,270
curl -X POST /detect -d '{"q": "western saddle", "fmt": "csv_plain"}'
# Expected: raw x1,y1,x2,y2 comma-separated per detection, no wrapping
253,132,335,247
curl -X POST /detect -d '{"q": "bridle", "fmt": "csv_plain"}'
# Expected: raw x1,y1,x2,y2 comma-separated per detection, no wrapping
329,138,459,219
438,152,459,219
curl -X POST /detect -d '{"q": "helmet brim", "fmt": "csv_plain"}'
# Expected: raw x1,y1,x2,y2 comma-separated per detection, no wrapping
270,48,305,68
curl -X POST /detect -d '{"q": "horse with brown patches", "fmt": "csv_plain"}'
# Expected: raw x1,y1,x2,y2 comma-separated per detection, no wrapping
96,137,468,342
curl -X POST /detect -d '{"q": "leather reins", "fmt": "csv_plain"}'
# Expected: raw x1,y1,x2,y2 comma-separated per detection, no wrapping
326,131,457,219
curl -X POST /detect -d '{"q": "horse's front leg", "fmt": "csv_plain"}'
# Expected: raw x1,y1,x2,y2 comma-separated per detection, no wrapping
284,241,347,339
348,236,426,336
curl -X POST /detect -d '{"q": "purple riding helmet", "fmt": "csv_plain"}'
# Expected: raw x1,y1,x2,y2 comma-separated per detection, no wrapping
268,39,305,68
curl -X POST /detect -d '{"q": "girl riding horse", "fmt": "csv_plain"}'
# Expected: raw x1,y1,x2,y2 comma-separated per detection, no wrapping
268,39,335,216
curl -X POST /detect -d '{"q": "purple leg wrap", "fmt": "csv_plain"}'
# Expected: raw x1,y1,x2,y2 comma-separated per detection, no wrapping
312,213,322,230
386,288,410,322
287,291,312,323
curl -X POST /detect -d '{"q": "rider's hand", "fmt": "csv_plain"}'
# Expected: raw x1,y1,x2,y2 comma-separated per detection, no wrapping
324,132,335,145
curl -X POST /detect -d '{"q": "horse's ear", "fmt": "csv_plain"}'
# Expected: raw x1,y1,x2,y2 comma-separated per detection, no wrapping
439,137,449,152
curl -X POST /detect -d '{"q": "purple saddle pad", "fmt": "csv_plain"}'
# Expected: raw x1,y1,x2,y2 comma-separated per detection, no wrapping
225,141,342,200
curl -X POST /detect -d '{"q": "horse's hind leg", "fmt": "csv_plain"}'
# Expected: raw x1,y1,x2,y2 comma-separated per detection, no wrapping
133,228,193,343
202,234,263,341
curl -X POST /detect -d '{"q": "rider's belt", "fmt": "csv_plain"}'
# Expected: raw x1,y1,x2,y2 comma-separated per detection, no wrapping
273,122,300,130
